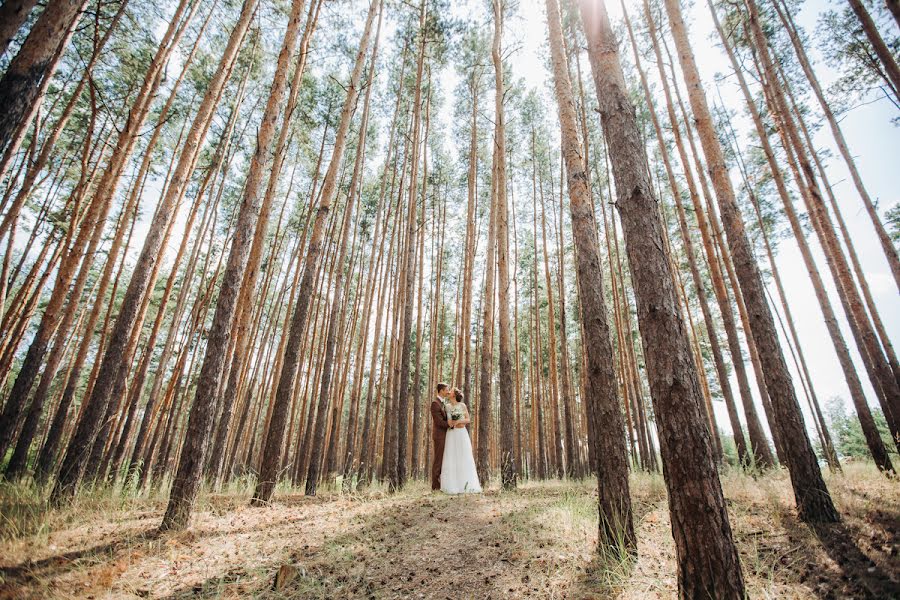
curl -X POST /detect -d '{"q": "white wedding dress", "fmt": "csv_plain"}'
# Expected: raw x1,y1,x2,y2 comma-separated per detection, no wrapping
440,402,482,494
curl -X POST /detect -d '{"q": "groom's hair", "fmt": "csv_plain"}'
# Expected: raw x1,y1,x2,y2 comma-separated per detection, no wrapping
436,382,449,394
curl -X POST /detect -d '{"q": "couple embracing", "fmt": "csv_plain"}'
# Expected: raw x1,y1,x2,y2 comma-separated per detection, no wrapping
430,383,482,494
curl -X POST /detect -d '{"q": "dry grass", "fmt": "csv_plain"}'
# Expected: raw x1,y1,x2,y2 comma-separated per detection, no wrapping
0,463,896,599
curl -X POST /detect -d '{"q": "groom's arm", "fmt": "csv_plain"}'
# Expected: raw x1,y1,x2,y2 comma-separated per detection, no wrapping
431,402,449,430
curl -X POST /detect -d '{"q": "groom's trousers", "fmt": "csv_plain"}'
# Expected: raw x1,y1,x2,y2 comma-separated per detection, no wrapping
431,434,445,490
430,399,449,490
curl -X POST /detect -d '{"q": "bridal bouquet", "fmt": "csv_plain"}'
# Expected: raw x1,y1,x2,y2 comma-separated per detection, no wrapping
448,404,466,421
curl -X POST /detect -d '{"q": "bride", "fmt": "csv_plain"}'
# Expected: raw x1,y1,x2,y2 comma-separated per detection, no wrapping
441,388,482,494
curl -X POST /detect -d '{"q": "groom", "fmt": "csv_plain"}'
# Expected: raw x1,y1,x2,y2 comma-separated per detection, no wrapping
430,382,452,491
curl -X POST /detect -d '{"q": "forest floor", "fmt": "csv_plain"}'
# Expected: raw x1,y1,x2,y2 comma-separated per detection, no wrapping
0,463,897,599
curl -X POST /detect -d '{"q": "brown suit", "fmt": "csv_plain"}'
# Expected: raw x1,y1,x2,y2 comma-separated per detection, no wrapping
431,398,449,490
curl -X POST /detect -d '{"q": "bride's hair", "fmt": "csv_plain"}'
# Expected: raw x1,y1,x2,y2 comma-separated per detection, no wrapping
453,388,464,403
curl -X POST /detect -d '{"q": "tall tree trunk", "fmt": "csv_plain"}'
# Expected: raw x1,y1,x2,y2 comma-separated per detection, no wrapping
663,0,838,523
777,63,900,391
622,3,728,465
544,0,633,555
6,1,203,480
132,71,252,485
744,0,900,450
476,125,497,485
491,0,517,490
579,1,746,592
773,0,900,292
847,0,900,103
456,67,480,436
390,0,426,493
672,10,779,468
207,0,322,489
726,125,844,472
0,106,103,459
410,83,433,480
540,177,567,477
343,41,409,488
552,191,579,478
637,0,761,466
705,0,893,473
305,10,380,496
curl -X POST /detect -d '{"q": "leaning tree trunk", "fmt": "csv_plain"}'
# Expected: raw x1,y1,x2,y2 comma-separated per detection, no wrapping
544,0,634,556
846,0,900,104
659,0,779,468
0,0,195,463
7,2,203,481
704,0,894,474
0,0,39,58
342,40,409,487
621,3,728,465
744,0,900,449
0,0,88,175
0,0,129,245
579,0,745,594
207,0,322,489
663,0,838,523
773,0,900,292
305,11,380,496
160,0,305,516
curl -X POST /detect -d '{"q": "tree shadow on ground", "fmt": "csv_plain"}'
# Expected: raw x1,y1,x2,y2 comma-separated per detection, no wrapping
0,527,161,597
777,512,899,599
0,495,338,597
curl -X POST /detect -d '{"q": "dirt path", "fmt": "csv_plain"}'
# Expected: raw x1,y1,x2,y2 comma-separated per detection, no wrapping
1,468,897,599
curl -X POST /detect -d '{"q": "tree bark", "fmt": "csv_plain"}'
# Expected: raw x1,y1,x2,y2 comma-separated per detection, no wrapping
744,0,900,451
622,3,728,464
305,10,380,495
207,0,321,489
581,1,746,592
491,0,517,490
705,0,895,473
476,118,497,485
390,0,426,492
0,0,39,58
774,0,900,292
